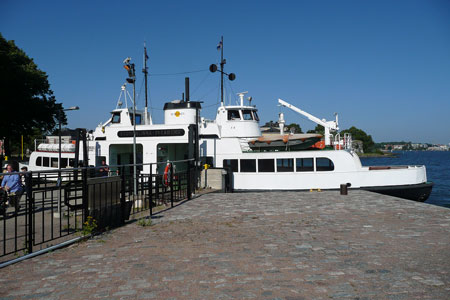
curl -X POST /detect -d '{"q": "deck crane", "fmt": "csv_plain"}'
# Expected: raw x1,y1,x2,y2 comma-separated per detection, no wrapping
278,99,339,146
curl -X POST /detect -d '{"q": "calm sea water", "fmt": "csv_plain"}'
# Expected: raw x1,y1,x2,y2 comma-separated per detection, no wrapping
360,151,450,208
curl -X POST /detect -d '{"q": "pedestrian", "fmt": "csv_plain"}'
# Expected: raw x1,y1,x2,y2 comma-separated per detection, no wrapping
98,160,109,177
1,164,24,214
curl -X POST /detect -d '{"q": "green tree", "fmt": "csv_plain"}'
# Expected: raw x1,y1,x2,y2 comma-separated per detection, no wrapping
0,33,66,159
340,126,375,153
306,124,324,135
286,123,302,134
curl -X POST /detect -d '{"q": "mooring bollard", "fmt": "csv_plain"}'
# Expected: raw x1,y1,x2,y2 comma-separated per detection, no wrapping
340,184,348,195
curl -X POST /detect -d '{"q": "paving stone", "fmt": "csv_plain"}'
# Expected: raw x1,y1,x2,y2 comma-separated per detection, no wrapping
1,190,449,299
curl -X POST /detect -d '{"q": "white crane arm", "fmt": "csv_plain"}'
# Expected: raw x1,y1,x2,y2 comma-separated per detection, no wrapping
278,98,337,130
278,98,339,146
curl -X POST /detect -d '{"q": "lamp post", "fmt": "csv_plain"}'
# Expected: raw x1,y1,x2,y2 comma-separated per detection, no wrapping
55,106,79,218
123,57,137,196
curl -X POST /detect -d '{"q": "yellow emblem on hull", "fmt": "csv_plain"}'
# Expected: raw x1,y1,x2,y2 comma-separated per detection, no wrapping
175,111,180,117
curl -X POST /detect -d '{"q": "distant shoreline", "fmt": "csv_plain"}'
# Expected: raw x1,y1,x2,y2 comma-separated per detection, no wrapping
358,152,398,158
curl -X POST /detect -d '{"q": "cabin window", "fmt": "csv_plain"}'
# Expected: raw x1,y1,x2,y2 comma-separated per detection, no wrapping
240,159,256,172
223,159,238,172
242,110,253,120
43,157,49,167
60,158,68,168
316,157,334,171
277,158,294,172
228,110,241,120
296,158,314,172
131,114,142,125
258,159,275,172
51,157,58,168
69,158,75,167
112,112,121,123
252,111,260,121
36,156,42,166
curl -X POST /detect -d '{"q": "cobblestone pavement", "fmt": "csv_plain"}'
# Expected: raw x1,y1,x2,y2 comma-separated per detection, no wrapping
1,190,450,299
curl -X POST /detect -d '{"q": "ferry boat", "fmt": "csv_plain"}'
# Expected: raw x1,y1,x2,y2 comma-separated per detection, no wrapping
26,43,433,201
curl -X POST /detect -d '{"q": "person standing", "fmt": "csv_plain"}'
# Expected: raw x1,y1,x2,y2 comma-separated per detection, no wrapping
1,164,24,214
98,160,109,177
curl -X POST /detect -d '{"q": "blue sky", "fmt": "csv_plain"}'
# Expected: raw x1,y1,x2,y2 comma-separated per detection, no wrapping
1,0,449,144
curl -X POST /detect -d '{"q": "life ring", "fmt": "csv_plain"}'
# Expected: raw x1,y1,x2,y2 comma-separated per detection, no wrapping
163,163,171,186
311,140,325,149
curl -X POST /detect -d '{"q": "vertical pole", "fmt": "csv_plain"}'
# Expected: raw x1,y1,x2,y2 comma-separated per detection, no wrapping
144,44,148,123
220,35,224,104
56,117,62,218
58,119,62,169
26,172,33,255
82,167,88,223
120,167,126,224
21,135,23,160
132,64,137,196
187,163,191,200
149,164,153,216
185,77,190,102
170,163,174,208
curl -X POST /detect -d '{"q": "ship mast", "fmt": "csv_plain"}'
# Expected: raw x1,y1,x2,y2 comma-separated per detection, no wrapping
143,43,152,124
220,36,224,104
209,36,236,105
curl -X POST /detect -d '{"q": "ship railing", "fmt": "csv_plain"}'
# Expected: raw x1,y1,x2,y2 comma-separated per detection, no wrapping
333,133,352,150
0,158,196,266
33,139,46,151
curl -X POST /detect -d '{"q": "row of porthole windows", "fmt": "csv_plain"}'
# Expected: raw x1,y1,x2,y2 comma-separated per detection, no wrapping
36,156,75,168
223,157,334,173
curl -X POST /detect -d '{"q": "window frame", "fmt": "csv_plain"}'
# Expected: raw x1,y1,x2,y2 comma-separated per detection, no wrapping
227,110,241,120
316,157,335,171
43,157,50,167
51,157,58,168
240,159,256,173
252,111,260,121
223,159,238,172
296,158,314,172
277,158,294,172
258,159,275,172
112,112,121,123
242,110,253,121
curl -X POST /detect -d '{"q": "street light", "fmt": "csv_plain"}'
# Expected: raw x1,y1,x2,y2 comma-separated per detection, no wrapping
123,58,137,196
55,106,79,218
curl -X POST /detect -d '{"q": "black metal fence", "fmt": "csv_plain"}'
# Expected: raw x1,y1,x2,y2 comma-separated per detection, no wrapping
0,159,195,263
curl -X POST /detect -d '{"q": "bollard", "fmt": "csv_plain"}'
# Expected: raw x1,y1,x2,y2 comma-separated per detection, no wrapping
340,184,348,195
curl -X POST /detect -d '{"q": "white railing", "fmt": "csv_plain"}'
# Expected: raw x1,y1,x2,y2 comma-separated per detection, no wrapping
333,133,352,150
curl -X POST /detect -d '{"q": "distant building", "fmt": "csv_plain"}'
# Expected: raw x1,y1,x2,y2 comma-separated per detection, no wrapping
428,145,449,151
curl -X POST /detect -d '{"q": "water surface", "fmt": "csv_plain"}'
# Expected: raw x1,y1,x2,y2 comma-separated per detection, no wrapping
360,151,450,208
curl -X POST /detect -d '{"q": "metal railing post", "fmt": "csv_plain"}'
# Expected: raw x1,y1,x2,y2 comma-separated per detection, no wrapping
82,167,88,223
178,169,181,200
170,163,174,208
26,172,33,255
120,167,126,224
149,164,153,216
187,164,191,200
